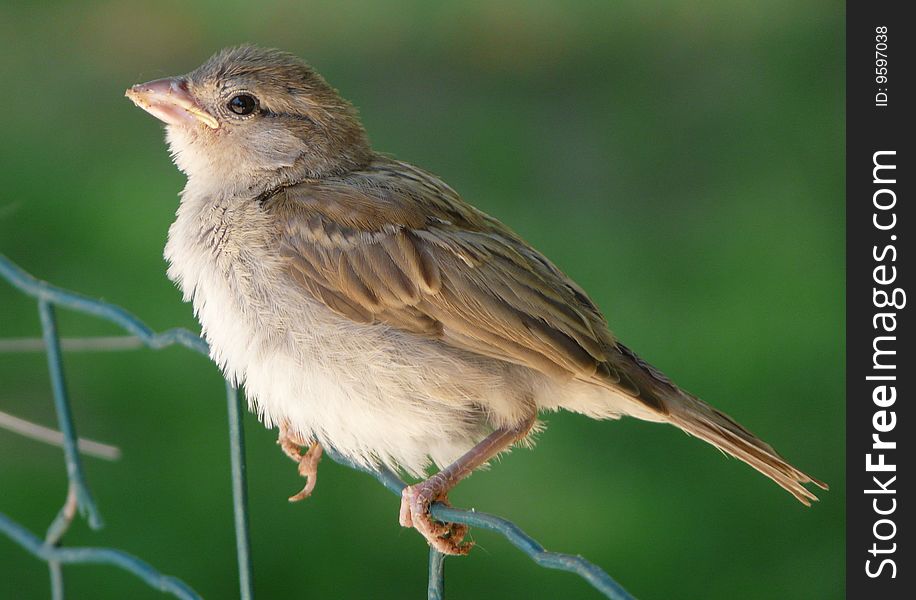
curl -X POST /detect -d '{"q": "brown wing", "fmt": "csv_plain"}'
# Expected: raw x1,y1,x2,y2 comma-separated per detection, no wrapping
266,158,662,410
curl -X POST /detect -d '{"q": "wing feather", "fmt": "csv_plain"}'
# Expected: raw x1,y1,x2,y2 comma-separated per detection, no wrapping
266,157,662,413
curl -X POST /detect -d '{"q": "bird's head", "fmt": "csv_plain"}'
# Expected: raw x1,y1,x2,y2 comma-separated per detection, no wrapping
126,45,371,191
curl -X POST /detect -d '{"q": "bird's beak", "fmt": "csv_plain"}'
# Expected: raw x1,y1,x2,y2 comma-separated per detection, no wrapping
125,77,219,129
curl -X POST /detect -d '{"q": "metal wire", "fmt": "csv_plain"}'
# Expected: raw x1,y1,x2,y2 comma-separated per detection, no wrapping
225,382,254,600
0,513,201,600
0,254,636,600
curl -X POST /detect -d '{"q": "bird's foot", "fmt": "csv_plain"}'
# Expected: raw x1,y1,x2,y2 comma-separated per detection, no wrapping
399,477,471,555
278,422,323,502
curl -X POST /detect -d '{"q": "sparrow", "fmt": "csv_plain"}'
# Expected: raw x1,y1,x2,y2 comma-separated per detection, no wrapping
125,45,826,555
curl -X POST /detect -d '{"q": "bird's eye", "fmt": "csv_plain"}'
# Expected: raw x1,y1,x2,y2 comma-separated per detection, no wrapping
228,94,258,116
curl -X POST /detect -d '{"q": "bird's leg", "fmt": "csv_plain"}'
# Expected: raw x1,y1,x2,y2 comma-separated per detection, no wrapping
399,412,537,555
277,421,305,461
288,442,322,502
278,421,323,502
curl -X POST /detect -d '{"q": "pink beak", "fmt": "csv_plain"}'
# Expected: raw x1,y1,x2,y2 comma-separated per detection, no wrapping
125,77,219,129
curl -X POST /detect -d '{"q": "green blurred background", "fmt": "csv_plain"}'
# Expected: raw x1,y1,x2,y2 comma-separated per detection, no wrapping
0,1,843,598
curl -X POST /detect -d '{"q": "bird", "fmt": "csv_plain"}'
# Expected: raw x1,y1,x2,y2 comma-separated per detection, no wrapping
125,45,826,555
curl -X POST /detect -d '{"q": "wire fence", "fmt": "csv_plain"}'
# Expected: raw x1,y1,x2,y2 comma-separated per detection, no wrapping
0,253,636,600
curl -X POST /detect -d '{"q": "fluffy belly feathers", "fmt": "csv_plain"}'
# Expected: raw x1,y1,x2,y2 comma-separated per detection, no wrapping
166,225,516,474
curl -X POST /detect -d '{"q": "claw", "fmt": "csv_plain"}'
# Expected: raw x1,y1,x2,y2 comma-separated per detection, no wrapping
288,442,322,502
278,422,322,502
400,483,472,555
278,421,308,461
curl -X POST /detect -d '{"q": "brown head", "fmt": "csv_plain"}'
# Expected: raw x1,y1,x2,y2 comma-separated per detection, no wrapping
126,46,372,190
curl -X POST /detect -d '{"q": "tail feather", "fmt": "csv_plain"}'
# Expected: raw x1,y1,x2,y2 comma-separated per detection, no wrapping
610,343,828,504
667,393,828,505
